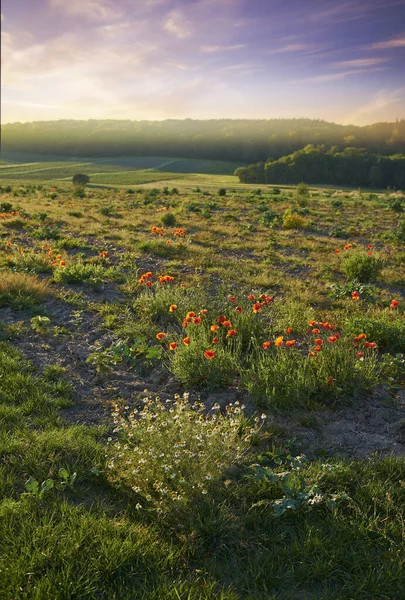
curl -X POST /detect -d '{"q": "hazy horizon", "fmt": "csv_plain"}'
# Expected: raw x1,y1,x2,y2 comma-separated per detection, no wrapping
2,0,405,126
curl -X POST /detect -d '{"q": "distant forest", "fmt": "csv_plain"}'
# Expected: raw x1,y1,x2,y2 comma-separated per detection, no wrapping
235,146,405,189
1,118,405,164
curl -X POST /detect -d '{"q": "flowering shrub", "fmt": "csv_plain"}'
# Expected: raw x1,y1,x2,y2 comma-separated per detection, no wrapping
106,394,262,513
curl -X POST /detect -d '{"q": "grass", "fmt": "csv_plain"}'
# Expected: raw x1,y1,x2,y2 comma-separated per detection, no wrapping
0,169,404,598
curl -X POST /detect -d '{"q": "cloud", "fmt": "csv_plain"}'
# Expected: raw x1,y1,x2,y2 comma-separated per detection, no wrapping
163,10,192,39
268,43,315,54
344,88,405,124
49,0,119,20
364,36,405,50
310,0,405,24
291,67,385,83
331,58,391,68
201,44,245,53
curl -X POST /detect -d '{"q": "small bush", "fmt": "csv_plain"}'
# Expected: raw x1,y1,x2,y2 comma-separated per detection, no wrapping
0,272,51,308
161,212,176,227
282,213,308,230
218,188,227,197
53,262,114,286
342,252,383,283
344,313,405,353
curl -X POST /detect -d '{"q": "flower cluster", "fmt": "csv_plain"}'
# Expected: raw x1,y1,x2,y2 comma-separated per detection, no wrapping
138,271,175,286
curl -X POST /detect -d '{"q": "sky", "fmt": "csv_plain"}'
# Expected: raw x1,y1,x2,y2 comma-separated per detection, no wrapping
2,0,405,125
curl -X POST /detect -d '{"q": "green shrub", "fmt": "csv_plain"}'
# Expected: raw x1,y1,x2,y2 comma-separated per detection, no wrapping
161,212,176,226
282,213,308,230
344,312,405,353
218,188,227,197
53,262,114,286
342,252,383,283
0,272,51,308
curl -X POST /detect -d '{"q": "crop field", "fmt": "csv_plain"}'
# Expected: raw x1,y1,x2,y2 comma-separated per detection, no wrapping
0,175,404,599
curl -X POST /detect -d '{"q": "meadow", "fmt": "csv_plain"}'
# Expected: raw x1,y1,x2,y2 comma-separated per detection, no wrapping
0,163,404,599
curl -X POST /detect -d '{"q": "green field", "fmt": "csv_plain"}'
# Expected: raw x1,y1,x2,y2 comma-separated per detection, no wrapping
0,173,404,599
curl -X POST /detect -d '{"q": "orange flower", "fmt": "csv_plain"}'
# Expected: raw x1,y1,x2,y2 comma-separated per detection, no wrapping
229,296,237,303
285,340,296,347
328,335,338,343
183,337,190,346
263,341,271,349
200,309,208,315
235,306,244,313
367,251,372,256
169,342,177,350
248,294,255,301
227,329,237,337
309,320,317,327
312,328,321,334
193,317,203,325
156,332,166,340
210,325,220,332
265,295,274,303
286,327,293,334
314,338,323,345
144,272,152,278
309,351,316,357
59,261,66,267
351,291,359,300
169,305,177,312
212,337,219,344
204,349,215,360
357,333,367,340
217,315,226,324
356,351,364,358
41,244,47,250
367,244,373,249
187,311,197,318
314,346,322,352
390,299,399,309
274,336,283,347
182,319,189,328
222,320,232,328
334,249,340,254
166,240,171,245
252,303,262,313
56,254,62,260
146,281,152,287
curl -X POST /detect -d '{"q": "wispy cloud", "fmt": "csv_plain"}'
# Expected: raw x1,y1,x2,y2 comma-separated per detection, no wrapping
268,43,315,54
331,58,391,69
163,10,192,39
364,36,405,50
49,0,120,20
311,0,405,24
291,67,385,84
344,87,405,124
201,44,245,53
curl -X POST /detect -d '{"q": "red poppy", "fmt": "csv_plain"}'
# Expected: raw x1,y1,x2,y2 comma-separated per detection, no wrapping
222,320,232,328
212,337,219,344
248,294,255,301
217,315,227,324
262,341,271,349
193,317,203,325
169,342,177,350
252,303,262,313
314,346,322,352
183,337,190,346
390,299,399,309
285,340,296,347
204,349,215,359
210,324,220,332
286,327,293,334
156,332,166,340
357,333,367,340
227,329,237,337
314,338,323,345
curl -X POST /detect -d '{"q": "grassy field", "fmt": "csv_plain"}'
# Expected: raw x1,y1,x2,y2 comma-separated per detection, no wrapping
0,172,404,599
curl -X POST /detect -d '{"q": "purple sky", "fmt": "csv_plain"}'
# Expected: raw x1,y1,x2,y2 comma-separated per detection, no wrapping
2,0,405,124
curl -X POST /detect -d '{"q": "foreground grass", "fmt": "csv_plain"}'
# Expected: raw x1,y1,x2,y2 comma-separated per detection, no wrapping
0,344,404,599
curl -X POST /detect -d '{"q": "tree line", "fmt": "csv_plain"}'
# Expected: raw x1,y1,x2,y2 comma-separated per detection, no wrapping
234,145,405,189
1,118,405,165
